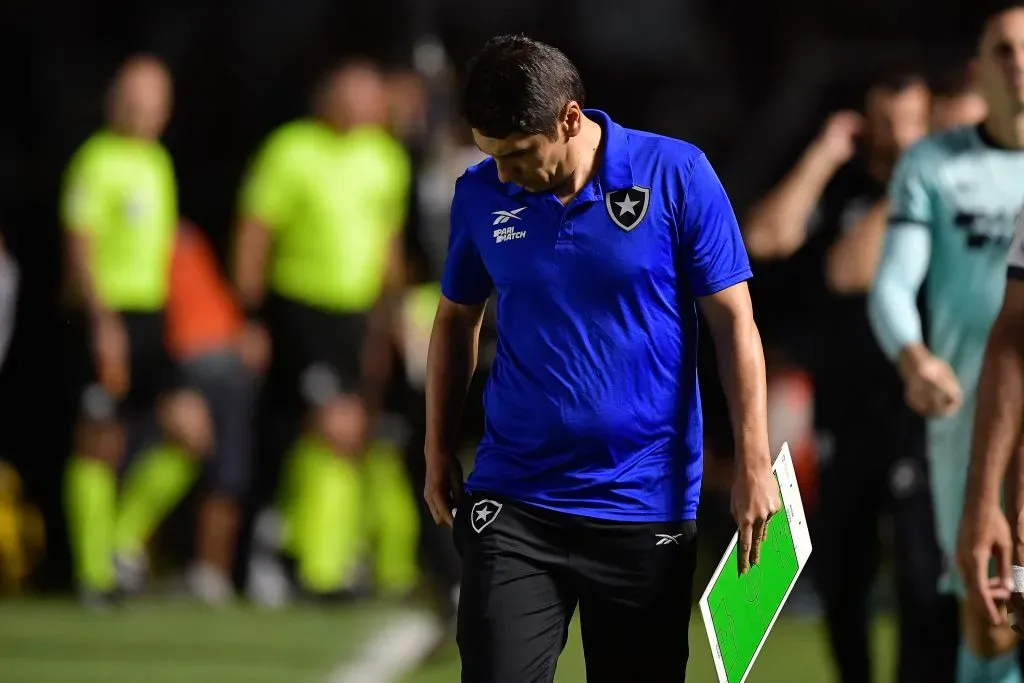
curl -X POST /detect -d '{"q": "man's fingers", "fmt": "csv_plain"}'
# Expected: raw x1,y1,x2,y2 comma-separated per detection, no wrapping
749,518,765,567
423,490,441,525
995,540,1015,596
423,488,453,526
971,550,1003,626
738,524,752,575
1010,595,1024,638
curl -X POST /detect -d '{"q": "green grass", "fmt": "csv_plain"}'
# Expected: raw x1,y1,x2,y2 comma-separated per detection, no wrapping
0,599,895,682
409,611,896,683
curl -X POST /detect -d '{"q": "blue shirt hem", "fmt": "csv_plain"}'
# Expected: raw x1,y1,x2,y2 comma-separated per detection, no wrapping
464,485,699,523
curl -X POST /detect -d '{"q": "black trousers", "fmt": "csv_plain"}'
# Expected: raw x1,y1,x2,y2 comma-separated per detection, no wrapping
455,490,698,683
812,418,958,683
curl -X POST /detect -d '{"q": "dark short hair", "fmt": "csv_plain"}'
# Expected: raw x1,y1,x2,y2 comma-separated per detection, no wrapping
869,68,927,95
930,61,974,98
461,34,585,139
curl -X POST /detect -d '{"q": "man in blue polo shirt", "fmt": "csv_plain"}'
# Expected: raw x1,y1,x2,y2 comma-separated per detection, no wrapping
424,34,779,683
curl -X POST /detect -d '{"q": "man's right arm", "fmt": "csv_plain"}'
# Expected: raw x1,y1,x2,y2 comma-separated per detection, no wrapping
743,111,859,260
61,150,110,323
423,176,494,524
974,228,1024,545
867,145,936,386
957,221,1024,626
231,218,273,313
232,132,290,312
424,296,487,458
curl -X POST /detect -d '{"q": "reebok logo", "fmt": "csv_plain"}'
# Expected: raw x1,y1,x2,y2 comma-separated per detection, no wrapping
491,207,526,225
655,533,684,546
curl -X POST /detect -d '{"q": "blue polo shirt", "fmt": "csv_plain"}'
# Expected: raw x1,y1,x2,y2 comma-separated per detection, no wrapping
441,110,751,521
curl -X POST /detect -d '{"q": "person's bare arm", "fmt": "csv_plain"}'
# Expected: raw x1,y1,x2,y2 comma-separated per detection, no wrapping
66,232,109,321
699,281,771,472
230,218,273,311
425,295,486,459
699,281,778,573
970,280,1024,533
826,198,889,293
361,235,406,416
957,276,1024,625
743,112,860,260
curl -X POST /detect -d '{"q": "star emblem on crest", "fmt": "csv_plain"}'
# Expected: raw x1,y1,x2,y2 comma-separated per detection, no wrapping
470,499,503,533
605,186,651,231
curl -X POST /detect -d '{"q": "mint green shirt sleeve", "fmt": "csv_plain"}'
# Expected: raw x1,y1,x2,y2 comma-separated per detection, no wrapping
868,144,936,362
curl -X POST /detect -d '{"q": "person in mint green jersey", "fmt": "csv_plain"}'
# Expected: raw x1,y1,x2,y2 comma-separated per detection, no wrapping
869,4,1024,680
233,59,412,600
61,55,213,608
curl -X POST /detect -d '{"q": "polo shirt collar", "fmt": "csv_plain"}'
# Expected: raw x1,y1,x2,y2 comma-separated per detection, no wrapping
503,108,634,198
588,109,634,192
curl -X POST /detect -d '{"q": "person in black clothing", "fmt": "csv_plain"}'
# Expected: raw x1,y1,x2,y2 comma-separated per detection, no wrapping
744,72,959,683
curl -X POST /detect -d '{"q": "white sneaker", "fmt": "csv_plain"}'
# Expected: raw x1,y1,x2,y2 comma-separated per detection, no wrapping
247,553,291,609
114,552,148,594
187,562,235,606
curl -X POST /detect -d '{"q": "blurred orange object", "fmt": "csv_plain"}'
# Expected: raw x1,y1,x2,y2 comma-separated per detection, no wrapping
166,221,244,361
766,368,819,512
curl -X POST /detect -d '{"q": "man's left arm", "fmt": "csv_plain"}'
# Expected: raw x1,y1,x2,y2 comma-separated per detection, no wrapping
361,235,405,417
682,153,779,574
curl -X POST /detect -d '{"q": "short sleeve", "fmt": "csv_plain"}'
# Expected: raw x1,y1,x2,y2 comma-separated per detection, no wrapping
888,143,935,228
60,144,105,235
440,177,493,305
238,129,296,231
680,153,752,297
1009,211,1024,280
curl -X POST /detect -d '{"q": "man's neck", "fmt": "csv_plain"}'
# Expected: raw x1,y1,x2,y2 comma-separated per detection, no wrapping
553,116,603,201
110,126,153,141
984,111,1024,150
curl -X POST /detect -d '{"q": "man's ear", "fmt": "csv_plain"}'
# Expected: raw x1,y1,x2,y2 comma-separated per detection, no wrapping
563,101,583,139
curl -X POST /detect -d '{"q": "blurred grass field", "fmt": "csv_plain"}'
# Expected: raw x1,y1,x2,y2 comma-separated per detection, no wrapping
0,598,894,683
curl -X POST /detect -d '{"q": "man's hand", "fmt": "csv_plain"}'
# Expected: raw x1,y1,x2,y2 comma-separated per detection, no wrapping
810,111,864,168
238,320,271,374
731,461,781,575
424,450,465,527
92,312,129,397
957,501,1015,627
900,349,963,417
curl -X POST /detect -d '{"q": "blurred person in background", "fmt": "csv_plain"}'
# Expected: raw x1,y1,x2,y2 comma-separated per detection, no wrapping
61,55,213,607
746,71,960,683
931,61,989,133
233,58,416,601
869,3,1024,681
382,70,465,627
165,220,254,604
0,233,18,374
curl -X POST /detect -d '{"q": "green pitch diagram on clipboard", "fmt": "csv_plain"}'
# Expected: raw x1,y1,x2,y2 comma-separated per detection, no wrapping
699,442,813,683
